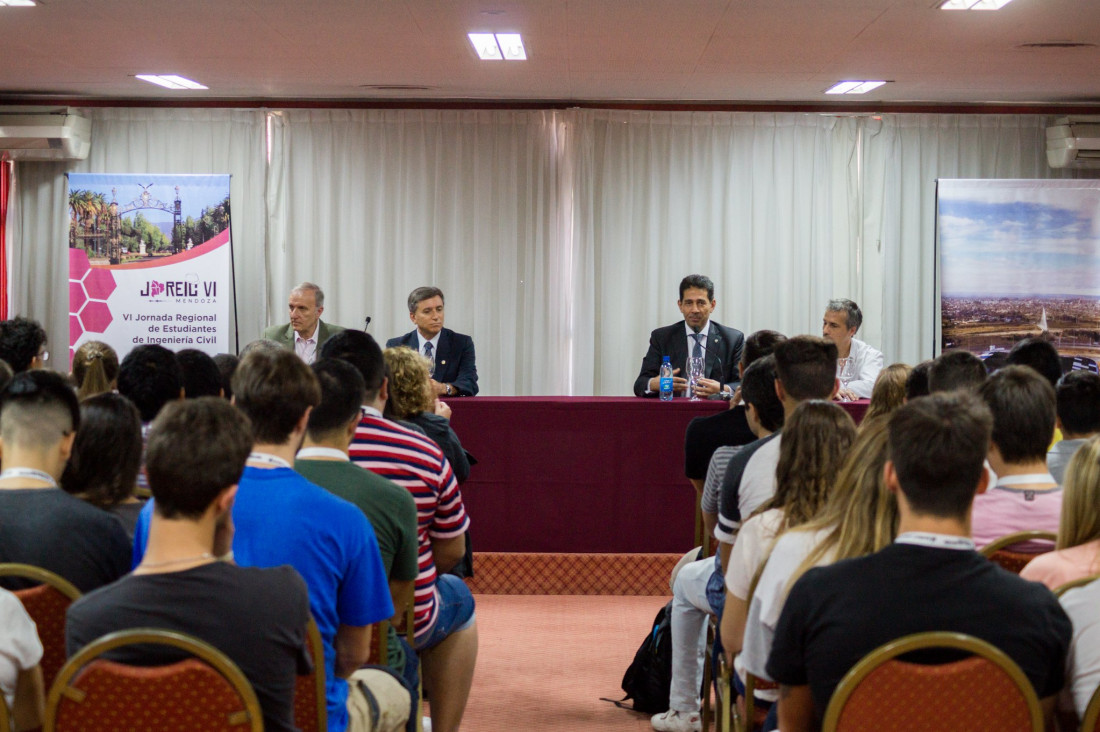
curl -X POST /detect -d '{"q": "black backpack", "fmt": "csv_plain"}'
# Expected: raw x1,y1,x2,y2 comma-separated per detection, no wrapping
609,600,673,714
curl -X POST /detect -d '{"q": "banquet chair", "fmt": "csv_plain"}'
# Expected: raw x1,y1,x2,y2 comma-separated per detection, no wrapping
0,692,9,732
1080,682,1100,732
44,628,263,732
979,530,1057,574
294,616,327,732
0,563,81,690
1054,574,1100,598
821,631,1043,732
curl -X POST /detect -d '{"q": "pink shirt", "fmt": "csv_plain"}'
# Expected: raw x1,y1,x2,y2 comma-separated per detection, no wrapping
1020,540,1100,591
970,486,1061,550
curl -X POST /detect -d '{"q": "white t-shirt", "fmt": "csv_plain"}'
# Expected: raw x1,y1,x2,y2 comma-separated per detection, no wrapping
1059,578,1100,720
0,588,43,709
737,436,782,522
740,525,833,680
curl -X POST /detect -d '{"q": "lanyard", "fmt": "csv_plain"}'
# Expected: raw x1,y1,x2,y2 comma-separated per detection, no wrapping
247,452,292,469
0,468,57,487
895,532,975,551
296,447,349,461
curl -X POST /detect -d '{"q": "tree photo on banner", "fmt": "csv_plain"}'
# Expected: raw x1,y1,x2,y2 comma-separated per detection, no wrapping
67,173,235,364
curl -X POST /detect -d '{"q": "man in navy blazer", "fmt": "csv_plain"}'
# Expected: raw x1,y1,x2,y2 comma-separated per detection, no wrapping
387,287,479,397
634,274,744,398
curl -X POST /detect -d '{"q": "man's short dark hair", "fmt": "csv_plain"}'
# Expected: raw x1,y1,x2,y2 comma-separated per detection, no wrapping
308,358,366,439
742,330,786,369
826,299,862,333
905,360,933,401
231,350,320,445
213,353,239,400
319,330,386,401
117,344,184,423
407,287,444,314
1006,337,1063,389
0,370,79,448
929,350,987,394
147,398,252,520
1057,371,1100,436
741,355,784,432
979,365,1056,464
888,391,992,520
0,316,47,373
678,275,714,301
773,336,837,402
177,349,223,399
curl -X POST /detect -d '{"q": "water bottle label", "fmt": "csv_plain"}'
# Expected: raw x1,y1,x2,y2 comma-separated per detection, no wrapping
659,376,673,392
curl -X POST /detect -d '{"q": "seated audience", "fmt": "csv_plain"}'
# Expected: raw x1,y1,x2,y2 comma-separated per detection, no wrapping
60,393,146,537
928,349,986,394
654,355,784,732
714,401,855,725
133,350,406,732
860,362,910,425
0,588,44,732
1048,371,1100,484
971,365,1061,549
0,370,130,593
1058,577,1100,727
177,348,225,398
735,419,896,730
383,345,471,484
904,359,932,401
322,330,476,732
1007,336,1063,390
66,398,311,732
0,317,48,373
295,358,420,683
683,330,786,503
1022,437,1100,590
117,344,184,493
70,340,118,400
767,391,1072,731
213,353,239,399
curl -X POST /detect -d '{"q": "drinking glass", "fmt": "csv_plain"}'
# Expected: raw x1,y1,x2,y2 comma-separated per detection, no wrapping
688,356,706,401
836,357,855,399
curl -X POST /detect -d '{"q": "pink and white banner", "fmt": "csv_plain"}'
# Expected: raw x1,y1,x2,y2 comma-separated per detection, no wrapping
67,174,234,363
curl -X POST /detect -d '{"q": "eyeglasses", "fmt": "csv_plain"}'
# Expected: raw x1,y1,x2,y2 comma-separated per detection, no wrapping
37,349,49,363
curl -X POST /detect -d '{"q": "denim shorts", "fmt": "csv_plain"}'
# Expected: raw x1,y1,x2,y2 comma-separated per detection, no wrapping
416,574,476,651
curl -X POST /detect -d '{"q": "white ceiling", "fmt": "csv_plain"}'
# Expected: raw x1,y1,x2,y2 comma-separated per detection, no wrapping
1,0,1099,106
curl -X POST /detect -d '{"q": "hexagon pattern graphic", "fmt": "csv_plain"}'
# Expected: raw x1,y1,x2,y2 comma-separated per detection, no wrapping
69,249,117,348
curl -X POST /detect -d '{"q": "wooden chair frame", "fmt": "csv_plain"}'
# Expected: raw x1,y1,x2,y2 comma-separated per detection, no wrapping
0,564,81,601
1081,679,1100,732
296,616,327,732
44,627,263,732
979,530,1057,557
821,631,1044,732
0,691,10,732
1054,574,1100,598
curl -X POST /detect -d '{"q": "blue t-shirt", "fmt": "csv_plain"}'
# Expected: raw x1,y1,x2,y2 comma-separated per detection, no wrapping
133,466,393,732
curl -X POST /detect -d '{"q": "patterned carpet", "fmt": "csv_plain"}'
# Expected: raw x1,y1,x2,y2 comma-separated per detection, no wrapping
466,552,683,596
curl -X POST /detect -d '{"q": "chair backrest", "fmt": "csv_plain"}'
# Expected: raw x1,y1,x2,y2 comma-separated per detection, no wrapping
293,616,327,732
0,563,81,690
1054,573,1100,598
1081,679,1100,732
0,691,10,732
44,628,263,732
979,531,1057,574
821,631,1044,732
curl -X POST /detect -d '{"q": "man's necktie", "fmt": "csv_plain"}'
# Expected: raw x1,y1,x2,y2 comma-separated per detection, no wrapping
691,333,704,359
424,342,433,359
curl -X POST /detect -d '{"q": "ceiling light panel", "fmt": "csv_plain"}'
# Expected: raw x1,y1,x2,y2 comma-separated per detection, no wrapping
825,80,888,95
940,0,1014,9
136,74,208,90
0,1,36,6
468,32,526,61
469,33,504,60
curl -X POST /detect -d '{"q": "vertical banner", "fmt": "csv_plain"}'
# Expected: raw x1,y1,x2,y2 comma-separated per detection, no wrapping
67,174,233,364
938,179,1100,370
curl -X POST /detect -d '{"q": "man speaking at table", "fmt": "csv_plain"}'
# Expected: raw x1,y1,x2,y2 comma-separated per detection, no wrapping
388,287,479,397
634,274,744,398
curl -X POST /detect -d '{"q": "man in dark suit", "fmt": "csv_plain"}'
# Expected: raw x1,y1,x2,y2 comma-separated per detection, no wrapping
261,282,345,364
633,274,744,398
387,287,479,397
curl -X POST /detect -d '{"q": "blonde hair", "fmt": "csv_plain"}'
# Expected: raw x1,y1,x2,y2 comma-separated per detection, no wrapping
786,417,898,591
756,400,857,529
862,363,911,425
1057,436,1100,552
71,340,119,400
383,346,435,419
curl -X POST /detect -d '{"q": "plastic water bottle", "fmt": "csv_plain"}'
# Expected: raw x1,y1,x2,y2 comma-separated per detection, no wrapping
659,356,674,401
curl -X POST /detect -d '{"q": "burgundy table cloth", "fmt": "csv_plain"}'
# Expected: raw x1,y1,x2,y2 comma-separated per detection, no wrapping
448,396,868,553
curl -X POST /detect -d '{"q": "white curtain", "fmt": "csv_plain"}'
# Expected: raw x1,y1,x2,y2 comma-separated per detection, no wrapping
10,108,267,361
569,110,863,395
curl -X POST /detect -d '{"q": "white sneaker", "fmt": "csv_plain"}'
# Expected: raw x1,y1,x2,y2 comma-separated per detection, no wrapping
651,709,702,732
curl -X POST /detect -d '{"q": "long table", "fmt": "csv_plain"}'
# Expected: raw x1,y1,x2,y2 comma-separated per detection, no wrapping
449,397,868,554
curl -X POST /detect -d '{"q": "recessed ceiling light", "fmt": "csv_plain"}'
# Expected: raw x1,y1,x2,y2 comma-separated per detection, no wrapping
940,0,1014,9
825,80,887,95
0,1,36,6
136,74,208,90
468,32,526,61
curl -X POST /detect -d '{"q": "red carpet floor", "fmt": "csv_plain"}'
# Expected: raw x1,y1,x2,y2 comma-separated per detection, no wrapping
460,594,669,731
